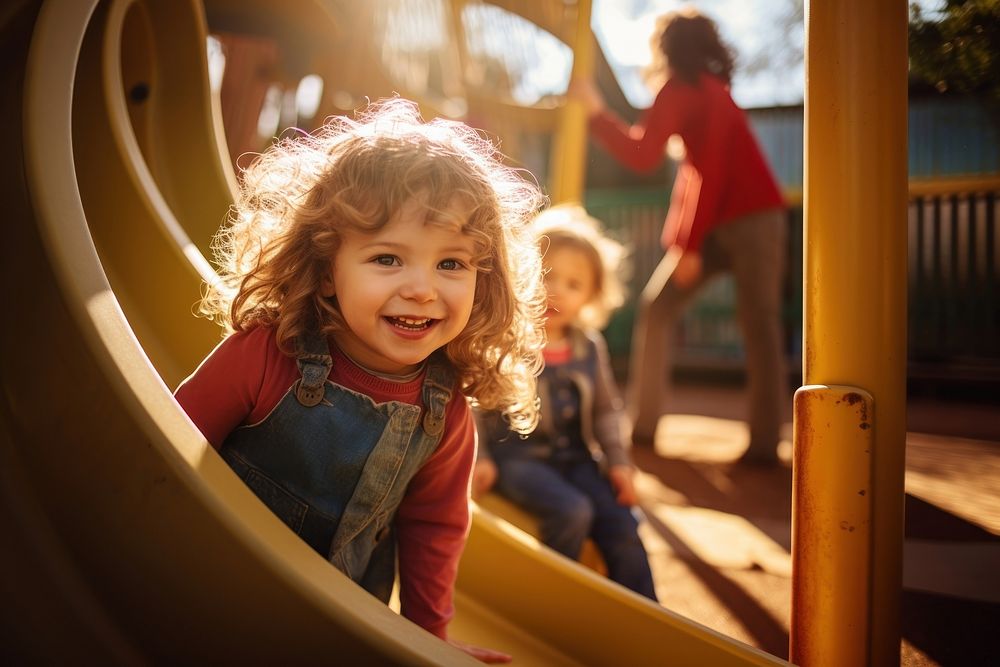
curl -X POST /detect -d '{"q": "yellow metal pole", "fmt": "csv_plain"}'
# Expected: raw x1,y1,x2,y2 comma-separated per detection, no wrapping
548,0,593,204
791,385,874,665
792,2,908,666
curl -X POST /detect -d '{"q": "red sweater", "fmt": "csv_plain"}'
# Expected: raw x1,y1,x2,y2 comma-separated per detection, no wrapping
590,73,784,252
174,326,474,639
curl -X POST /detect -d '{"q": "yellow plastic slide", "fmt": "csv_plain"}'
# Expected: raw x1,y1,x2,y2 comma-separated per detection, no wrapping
2,0,787,664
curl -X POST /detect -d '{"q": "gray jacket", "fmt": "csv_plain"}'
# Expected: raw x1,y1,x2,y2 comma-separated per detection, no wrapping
476,326,632,470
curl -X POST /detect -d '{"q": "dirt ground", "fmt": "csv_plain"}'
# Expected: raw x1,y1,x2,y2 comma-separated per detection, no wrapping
631,380,1000,666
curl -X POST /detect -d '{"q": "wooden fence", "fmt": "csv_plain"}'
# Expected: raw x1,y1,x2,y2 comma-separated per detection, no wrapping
585,183,1000,386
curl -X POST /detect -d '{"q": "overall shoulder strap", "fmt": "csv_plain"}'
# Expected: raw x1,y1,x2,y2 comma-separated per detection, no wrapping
420,353,456,436
294,330,333,407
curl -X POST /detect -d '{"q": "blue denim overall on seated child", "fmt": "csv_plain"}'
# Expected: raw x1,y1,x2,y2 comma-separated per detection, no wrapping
473,204,658,601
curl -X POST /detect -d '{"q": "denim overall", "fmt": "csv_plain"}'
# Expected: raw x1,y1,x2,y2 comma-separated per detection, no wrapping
491,333,602,466
220,332,454,602
484,332,659,600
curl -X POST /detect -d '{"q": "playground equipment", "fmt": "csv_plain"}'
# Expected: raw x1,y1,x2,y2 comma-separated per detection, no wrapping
2,0,912,664
792,4,908,665
2,0,788,663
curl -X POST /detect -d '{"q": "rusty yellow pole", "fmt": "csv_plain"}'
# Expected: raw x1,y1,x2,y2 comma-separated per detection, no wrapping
792,2,909,666
548,0,593,204
792,385,874,665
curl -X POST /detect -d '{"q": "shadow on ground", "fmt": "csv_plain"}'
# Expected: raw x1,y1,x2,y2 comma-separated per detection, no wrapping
630,393,999,667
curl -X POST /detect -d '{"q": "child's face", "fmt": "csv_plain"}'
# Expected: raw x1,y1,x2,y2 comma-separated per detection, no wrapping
324,198,478,375
542,245,596,337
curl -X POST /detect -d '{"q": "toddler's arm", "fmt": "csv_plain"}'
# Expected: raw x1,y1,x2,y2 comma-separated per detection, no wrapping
589,331,631,468
395,401,476,639
173,327,280,447
608,465,639,507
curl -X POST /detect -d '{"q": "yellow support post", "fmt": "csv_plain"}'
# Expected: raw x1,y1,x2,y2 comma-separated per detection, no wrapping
791,385,874,665
793,2,908,666
548,0,592,204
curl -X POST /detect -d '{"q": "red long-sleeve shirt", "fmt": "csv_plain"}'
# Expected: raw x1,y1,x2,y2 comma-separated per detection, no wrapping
590,73,784,252
174,326,473,639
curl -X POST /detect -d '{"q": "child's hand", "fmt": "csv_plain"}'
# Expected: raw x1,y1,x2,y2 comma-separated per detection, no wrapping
609,465,639,507
567,76,606,117
671,250,703,289
471,459,498,500
449,638,512,663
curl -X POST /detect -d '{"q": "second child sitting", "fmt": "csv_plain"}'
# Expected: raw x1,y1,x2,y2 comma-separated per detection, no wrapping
473,205,658,601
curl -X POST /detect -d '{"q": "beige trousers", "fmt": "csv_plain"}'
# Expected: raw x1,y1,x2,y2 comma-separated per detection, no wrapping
626,208,788,453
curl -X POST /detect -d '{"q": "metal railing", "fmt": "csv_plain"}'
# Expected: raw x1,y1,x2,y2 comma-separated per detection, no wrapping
909,183,1000,381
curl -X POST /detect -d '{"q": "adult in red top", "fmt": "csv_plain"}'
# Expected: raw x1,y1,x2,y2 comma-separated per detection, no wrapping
571,7,788,464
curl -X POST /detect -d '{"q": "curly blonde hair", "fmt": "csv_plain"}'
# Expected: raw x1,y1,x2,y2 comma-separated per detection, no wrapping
532,204,627,330
203,98,546,433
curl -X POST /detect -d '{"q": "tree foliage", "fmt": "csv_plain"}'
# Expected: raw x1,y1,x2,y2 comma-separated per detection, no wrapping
909,0,1000,109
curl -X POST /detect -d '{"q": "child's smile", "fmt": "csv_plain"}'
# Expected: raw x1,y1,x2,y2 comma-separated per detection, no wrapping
386,316,434,332
324,197,478,375
384,315,439,341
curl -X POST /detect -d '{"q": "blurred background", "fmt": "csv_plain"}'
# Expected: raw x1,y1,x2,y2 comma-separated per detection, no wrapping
203,0,999,408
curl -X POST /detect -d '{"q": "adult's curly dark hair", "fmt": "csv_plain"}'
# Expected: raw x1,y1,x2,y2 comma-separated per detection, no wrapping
646,7,736,87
